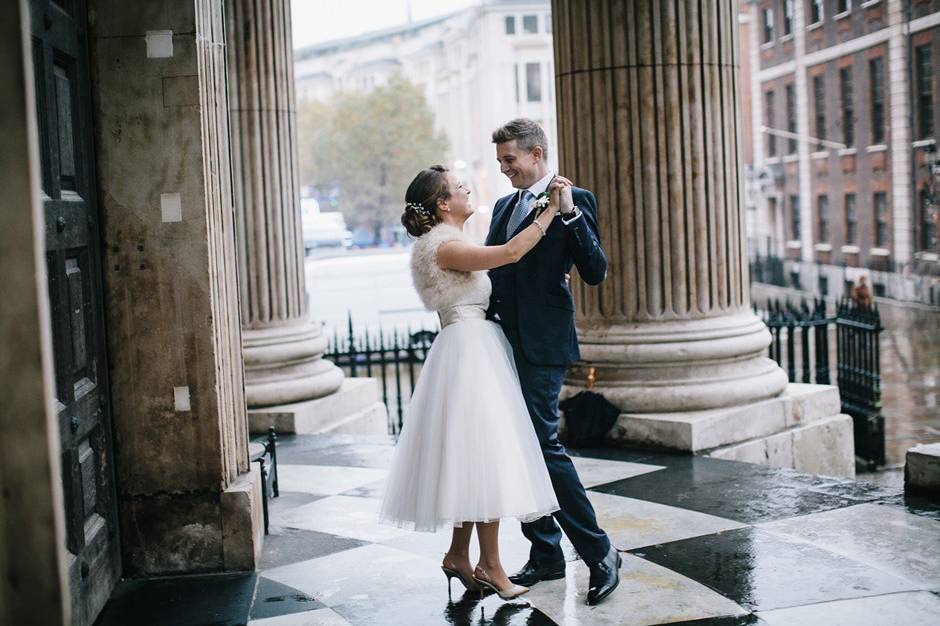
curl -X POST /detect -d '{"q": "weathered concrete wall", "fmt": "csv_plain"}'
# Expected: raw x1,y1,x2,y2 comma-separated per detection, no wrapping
86,0,254,576
0,2,70,623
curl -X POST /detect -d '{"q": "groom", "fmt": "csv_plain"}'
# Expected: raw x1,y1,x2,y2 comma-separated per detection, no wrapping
485,118,620,605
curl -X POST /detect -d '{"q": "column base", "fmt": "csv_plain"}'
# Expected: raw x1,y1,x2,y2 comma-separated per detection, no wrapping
569,310,789,412
249,378,388,436
243,321,344,408
220,466,264,571
590,383,855,478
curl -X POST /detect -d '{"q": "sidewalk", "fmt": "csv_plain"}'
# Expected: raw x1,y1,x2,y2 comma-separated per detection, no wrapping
96,433,940,626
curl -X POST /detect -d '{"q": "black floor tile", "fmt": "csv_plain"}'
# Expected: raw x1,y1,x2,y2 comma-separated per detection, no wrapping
630,527,916,611
590,450,896,524
93,572,255,626
260,527,367,570
249,576,324,620
267,491,326,512
651,615,768,625
875,492,940,521
658,613,767,626
276,433,394,468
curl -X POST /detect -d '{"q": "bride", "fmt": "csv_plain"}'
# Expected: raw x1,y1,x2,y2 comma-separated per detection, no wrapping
380,164,567,600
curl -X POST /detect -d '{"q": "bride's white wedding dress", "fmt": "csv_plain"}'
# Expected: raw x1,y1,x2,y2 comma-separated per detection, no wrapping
379,223,559,532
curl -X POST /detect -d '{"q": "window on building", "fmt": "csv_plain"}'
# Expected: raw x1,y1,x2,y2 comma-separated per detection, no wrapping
874,192,888,247
791,195,801,240
763,8,774,43
845,193,857,244
840,67,854,147
526,62,541,102
786,84,797,153
810,0,824,24
869,57,885,144
836,0,851,14
523,15,538,34
922,189,938,250
915,45,934,139
514,63,520,104
766,90,777,157
813,75,826,141
545,14,552,34
783,0,794,35
505,15,516,35
819,274,829,296
818,194,830,241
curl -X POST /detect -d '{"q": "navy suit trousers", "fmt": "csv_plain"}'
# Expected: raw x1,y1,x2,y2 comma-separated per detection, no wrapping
501,324,611,566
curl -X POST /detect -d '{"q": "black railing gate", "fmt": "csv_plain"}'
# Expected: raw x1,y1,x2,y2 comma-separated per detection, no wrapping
756,297,885,468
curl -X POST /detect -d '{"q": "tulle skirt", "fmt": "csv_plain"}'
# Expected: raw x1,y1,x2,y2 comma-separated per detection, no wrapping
379,319,559,532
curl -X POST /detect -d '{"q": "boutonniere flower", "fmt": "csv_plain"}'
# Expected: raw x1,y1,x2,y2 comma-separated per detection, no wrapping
533,191,551,215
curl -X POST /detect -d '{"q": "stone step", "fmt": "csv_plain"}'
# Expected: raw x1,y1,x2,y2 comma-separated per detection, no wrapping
905,443,940,496
248,377,388,436
610,383,841,453
706,413,855,478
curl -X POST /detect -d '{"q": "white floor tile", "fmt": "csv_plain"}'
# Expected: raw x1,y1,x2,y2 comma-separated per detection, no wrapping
248,607,353,625
757,591,940,626
275,495,412,543
582,492,748,551
757,503,940,588
525,553,747,626
571,456,663,489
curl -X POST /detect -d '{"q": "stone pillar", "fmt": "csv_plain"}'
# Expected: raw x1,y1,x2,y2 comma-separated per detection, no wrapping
554,0,788,414
226,0,343,408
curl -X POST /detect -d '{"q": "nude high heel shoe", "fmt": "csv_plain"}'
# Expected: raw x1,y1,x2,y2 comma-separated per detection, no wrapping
472,566,529,600
442,557,481,597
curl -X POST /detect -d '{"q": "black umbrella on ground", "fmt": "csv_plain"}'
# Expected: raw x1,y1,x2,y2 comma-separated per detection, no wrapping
559,368,620,448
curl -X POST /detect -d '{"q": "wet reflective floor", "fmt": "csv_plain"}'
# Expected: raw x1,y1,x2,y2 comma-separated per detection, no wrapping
95,434,940,626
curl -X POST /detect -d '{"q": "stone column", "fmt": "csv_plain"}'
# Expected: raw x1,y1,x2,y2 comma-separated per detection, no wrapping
553,0,788,413
226,0,343,407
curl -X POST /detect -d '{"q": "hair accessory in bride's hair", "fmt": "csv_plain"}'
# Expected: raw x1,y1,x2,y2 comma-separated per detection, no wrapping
406,201,432,216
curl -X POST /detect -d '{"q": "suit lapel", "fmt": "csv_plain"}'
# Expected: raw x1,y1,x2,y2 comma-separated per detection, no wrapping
487,193,518,245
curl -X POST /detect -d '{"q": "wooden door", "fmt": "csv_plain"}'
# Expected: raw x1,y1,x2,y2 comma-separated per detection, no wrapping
28,0,120,623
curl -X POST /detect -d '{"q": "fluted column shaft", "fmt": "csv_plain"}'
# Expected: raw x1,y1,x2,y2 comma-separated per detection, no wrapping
226,0,342,407
554,0,787,411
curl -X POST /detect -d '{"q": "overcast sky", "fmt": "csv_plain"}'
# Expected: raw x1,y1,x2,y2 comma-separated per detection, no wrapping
291,0,482,49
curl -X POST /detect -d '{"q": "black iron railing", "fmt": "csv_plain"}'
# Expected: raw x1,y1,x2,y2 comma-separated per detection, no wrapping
325,314,439,434
835,299,885,468
755,297,885,467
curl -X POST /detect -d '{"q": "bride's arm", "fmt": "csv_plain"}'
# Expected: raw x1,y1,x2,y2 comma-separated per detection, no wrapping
437,197,558,271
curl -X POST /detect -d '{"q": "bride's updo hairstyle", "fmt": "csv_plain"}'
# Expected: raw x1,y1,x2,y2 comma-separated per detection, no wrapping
402,165,450,237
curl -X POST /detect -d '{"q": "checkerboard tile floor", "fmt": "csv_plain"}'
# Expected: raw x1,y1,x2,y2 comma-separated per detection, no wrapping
94,433,940,626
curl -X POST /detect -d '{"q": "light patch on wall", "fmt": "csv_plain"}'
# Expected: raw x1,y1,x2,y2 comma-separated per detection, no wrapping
174,386,191,412
160,192,182,222
145,30,174,58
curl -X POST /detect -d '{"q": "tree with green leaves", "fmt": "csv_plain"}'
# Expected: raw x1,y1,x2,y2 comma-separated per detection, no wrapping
297,75,449,241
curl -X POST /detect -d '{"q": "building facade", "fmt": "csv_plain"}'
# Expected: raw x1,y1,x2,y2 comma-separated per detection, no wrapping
743,0,940,304
293,0,556,236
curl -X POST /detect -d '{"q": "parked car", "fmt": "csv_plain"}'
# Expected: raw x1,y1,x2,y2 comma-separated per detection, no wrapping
301,197,352,254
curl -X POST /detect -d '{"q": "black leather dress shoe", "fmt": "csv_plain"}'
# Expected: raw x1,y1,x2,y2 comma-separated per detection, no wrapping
508,558,567,586
586,546,621,605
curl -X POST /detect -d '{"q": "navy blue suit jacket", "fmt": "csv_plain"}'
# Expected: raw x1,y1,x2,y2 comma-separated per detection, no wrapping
485,186,607,366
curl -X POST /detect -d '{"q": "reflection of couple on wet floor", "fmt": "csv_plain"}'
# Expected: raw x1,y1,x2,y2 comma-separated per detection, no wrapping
379,118,620,606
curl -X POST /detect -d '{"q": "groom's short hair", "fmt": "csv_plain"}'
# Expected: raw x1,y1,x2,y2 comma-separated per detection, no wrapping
492,118,548,158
